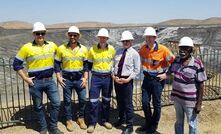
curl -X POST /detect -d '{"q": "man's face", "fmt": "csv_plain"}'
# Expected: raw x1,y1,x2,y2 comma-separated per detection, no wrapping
68,32,80,44
33,31,46,42
122,40,132,49
145,36,156,45
98,36,108,45
179,46,193,59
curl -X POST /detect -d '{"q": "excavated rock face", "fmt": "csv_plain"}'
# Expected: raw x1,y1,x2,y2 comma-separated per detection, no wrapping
0,26,221,59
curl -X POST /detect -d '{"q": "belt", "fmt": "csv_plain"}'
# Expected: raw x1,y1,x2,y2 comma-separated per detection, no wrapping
92,73,111,78
144,76,160,81
33,77,52,80
63,75,81,80
115,75,129,79
144,74,160,81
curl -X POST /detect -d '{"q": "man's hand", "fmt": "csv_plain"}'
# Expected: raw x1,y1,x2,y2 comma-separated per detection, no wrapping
157,73,167,81
17,69,35,86
57,76,66,88
80,77,88,88
194,103,202,114
119,78,131,84
114,76,124,84
24,77,35,86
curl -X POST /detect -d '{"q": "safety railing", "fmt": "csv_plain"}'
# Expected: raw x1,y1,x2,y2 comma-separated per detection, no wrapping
0,49,221,128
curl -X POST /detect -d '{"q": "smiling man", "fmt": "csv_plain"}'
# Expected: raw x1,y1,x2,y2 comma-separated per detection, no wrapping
13,22,63,134
139,27,175,133
54,26,88,131
87,28,116,133
112,31,140,134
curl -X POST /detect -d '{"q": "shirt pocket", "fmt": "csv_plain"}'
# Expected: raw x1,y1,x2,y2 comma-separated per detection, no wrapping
151,56,163,66
44,45,55,54
124,55,133,69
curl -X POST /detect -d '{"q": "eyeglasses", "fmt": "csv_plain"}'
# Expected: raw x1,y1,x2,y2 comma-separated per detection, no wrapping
35,32,46,36
179,46,192,51
68,34,79,37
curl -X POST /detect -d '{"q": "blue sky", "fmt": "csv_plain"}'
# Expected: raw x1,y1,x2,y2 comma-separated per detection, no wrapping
0,0,220,24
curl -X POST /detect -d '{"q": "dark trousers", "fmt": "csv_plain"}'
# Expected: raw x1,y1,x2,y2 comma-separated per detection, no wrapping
63,79,86,120
88,75,113,125
114,80,134,128
29,79,60,131
141,77,165,131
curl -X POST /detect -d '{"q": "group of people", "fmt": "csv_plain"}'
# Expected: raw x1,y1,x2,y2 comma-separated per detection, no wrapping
13,22,207,134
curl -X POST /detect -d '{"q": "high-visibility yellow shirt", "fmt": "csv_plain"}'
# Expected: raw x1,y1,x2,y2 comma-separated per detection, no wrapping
15,41,57,73
139,43,175,76
88,44,116,74
55,43,88,72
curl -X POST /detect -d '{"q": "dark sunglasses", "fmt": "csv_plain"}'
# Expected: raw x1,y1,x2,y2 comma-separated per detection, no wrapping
35,32,46,36
68,34,79,37
122,40,131,43
179,46,192,51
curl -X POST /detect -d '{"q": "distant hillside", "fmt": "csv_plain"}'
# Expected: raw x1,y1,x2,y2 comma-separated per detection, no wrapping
1,17,221,29
157,19,201,26
47,21,151,29
0,21,32,29
47,21,120,29
200,17,221,25
157,17,221,26
0,21,149,29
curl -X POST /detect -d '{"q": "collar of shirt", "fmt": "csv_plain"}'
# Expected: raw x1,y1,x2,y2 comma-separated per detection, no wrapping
67,42,81,48
32,40,49,46
146,41,158,51
176,56,195,66
121,46,133,52
97,43,109,49
188,56,195,66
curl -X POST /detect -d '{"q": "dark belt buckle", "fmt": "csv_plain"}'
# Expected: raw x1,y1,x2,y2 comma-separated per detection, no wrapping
64,75,80,80
101,75,110,78
94,74,110,78
42,77,52,80
34,77,52,80
145,76,155,80
155,77,161,81
69,76,74,80
149,77,155,80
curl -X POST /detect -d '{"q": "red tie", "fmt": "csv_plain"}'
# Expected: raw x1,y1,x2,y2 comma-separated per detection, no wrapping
117,49,127,77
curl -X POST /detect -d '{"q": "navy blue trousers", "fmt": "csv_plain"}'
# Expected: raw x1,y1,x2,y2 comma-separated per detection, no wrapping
114,80,134,128
141,77,165,131
88,75,113,125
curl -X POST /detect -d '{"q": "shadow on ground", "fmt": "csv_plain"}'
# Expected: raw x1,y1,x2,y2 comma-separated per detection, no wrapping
7,101,155,133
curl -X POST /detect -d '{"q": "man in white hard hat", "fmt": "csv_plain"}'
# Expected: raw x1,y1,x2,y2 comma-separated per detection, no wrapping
13,22,63,134
138,27,175,133
54,26,88,131
87,28,116,133
112,31,140,134
157,37,207,134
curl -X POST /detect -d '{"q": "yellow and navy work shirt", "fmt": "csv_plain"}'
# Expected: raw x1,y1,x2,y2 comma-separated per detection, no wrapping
139,42,175,77
54,42,88,76
88,44,116,75
13,41,57,79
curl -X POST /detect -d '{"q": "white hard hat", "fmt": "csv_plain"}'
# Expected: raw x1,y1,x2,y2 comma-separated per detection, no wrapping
97,28,109,38
179,36,194,47
67,26,80,34
143,27,157,36
32,22,46,32
120,31,134,41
